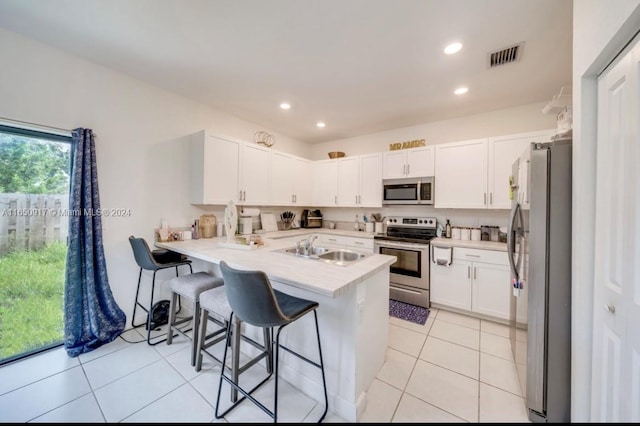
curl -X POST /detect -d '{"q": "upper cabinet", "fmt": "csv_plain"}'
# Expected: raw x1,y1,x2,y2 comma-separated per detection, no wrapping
382,146,434,179
337,153,383,207
435,138,488,209
190,131,241,205
312,159,339,206
271,151,312,206
434,130,555,209
240,143,271,205
487,129,555,209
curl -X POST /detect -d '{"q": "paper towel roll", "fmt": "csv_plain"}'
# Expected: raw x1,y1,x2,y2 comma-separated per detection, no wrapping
239,208,261,217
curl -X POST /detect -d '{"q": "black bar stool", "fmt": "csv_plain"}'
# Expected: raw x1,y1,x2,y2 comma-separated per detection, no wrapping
128,235,192,345
215,261,328,423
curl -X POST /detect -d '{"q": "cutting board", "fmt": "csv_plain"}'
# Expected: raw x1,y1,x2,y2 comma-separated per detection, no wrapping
260,213,278,232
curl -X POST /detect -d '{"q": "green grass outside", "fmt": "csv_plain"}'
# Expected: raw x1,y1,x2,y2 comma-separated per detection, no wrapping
0,242,66,361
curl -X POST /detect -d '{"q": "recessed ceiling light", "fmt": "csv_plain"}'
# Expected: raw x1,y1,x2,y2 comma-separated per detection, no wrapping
280,102,291,110
454,87,469,95
316,122,326,128
444,42,463,55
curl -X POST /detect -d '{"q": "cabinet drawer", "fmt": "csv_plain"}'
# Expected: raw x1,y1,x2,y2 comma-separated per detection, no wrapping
320,234,346,246
344,236,374,251
453,247,508,265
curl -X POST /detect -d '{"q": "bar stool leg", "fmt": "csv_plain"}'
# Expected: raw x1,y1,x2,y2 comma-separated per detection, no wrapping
190,299,201,366
166,291,178,345
230,321,241,402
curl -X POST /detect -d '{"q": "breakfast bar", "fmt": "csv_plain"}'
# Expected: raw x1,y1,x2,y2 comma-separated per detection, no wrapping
155,234,396,422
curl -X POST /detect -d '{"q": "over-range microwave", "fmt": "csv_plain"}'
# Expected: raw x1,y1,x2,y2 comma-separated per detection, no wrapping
382,177,434,205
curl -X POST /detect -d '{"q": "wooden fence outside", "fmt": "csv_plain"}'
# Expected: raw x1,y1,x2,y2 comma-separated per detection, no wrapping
0,193,69,254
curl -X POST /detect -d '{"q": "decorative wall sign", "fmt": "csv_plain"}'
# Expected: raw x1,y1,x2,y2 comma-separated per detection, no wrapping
389,138,426,151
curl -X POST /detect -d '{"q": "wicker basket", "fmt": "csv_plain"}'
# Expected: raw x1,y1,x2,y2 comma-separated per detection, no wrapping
328,151,345,159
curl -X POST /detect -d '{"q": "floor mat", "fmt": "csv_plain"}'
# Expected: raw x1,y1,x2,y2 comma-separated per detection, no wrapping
389,299,430,325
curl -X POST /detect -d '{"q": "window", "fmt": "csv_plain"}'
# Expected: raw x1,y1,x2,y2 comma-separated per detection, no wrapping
0,124,71,365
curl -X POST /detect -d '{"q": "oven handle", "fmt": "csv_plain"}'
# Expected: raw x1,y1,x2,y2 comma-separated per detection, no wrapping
375,241,429,251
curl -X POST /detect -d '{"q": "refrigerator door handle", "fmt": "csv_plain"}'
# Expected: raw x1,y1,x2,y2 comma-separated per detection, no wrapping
507,202,523,281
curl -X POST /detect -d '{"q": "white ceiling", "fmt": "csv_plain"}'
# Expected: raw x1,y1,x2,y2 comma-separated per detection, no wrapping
0,0,573,143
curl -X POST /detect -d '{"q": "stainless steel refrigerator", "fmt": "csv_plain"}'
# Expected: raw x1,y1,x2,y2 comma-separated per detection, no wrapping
507,134,572,422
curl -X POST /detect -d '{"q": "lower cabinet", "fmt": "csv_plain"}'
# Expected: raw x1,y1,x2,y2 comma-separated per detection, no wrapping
430,246,510,320
319,234,374,253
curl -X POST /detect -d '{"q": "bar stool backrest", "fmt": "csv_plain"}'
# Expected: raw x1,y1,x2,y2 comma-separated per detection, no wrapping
129,236,161,271
219,261,288,328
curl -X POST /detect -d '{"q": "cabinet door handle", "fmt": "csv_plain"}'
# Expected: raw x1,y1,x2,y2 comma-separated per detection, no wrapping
465,254,481,258
474,267,477,280
239,190,243,200
243,190,246,201
335,195,337,204
490,192,493,205
468,266,471,279
407,164,410,175
484,192,487,205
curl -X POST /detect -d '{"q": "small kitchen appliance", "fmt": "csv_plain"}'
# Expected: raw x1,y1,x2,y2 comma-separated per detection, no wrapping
300,209,323,228
373,216,437,308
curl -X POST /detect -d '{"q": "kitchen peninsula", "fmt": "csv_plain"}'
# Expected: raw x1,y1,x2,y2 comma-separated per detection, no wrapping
156,232,396,422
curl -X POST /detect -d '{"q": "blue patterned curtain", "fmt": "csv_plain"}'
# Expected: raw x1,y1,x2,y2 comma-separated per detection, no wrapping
64,128,125,357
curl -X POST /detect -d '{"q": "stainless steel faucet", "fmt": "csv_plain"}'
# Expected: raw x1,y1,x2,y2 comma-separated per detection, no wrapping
296,234,318,256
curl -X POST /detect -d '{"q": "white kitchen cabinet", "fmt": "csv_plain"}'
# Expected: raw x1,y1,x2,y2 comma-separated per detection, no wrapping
271,151,311,205
382,146,434,179
337,153,383,207
312,160,339,206
434,138,488,208
239,143,270,205
189,131,241,205
337,156,360,206
430,246,511,320
319,234,374,253
487,129,555,209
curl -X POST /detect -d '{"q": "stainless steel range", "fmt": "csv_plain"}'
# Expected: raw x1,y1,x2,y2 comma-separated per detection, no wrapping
373,216,437,308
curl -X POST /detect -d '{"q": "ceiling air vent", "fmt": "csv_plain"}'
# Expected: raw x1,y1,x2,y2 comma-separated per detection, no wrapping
489,43,523,68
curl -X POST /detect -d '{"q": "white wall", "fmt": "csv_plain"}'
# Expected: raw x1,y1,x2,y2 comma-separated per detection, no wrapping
310,102,556,160
572,0,640,420
0,27,311,323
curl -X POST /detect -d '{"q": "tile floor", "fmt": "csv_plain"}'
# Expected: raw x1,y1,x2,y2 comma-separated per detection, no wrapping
0,307,530,423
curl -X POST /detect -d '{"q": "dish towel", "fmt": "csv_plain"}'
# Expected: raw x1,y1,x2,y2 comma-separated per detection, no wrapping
432,246,453,267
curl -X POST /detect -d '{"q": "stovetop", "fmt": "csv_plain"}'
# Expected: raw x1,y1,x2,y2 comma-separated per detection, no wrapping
374,216,438,244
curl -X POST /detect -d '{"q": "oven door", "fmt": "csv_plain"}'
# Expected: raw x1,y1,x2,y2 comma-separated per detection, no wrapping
374,240,429,289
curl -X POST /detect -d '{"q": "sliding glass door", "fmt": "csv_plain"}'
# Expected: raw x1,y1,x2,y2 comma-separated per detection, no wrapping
0,125,71,365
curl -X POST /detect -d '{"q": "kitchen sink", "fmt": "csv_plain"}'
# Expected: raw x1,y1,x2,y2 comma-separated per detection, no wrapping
277,246,370,266
317,250,366,263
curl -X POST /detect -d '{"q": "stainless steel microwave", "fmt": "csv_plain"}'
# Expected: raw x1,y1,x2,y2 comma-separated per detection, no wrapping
382,177,434,205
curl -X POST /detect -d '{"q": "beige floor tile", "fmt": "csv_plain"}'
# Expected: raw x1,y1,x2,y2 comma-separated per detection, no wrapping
360,379,403,422
405,360,479,422
480,352,522,396
480,331,514,361
389,311,435,335
388,323,427,357
392,393,465,423
429,319,480,350
376,347,417,390
479,383,530,423
419,336,479,379
436,310,481,330
480,319,510,338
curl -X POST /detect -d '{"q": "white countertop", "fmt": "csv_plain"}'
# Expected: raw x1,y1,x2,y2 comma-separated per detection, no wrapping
155,234,395,298
430,237,508,252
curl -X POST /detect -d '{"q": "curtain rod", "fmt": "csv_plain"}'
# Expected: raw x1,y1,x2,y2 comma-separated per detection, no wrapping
0,116,73,137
